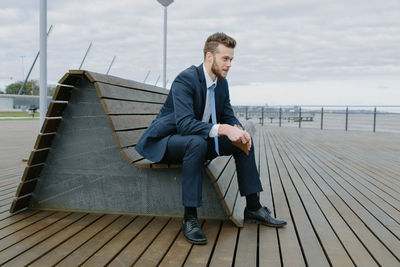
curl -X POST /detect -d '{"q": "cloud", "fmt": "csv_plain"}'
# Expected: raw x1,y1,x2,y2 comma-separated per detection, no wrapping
0,0,399,104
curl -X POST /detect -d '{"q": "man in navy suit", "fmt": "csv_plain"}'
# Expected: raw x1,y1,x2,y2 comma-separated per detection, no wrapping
136,32,286,245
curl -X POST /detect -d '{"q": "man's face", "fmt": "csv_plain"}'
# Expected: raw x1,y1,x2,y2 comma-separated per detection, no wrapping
210,44,234,79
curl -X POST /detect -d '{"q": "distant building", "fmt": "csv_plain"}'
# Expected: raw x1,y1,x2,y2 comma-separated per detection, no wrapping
0,94,52,111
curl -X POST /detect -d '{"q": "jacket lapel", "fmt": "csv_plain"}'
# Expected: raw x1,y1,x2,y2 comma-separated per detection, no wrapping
197,64,207,104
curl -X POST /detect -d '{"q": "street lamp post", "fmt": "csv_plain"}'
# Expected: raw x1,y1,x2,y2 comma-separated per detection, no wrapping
157,0,173,88
39,0,47,128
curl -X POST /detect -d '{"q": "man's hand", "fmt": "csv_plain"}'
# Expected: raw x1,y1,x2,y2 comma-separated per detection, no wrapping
218,124,251,151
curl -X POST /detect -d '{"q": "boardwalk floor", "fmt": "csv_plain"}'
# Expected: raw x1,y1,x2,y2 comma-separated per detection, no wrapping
0,120,399,266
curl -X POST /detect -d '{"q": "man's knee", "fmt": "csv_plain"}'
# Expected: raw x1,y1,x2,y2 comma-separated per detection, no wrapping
186,135,207,154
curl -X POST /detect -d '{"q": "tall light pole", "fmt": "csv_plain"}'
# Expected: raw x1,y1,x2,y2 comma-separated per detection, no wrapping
157,0,173,88
20,56,25,81
40,0,47,128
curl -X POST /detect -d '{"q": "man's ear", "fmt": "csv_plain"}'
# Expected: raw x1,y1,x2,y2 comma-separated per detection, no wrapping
206,52,213,64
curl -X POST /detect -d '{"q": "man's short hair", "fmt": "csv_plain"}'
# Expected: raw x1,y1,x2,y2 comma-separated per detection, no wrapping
203,32,236,58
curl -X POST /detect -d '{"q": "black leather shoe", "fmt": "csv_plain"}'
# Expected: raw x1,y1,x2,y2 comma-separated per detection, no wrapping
182,218,207,245
244,206,287,227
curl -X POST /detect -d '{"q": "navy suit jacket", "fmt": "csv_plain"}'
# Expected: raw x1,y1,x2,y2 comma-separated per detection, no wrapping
135,63,242,162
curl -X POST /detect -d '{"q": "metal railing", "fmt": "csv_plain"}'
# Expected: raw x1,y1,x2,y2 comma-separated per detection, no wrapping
233,105,400,133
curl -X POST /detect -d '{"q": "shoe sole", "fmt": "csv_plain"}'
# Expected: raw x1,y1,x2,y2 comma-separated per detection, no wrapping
244,218,287,228
183,235,207,245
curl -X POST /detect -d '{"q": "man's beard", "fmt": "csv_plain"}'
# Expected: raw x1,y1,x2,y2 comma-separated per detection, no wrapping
211,59,225,79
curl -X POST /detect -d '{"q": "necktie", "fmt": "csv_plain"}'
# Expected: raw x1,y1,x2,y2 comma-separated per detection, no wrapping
209,84,220,155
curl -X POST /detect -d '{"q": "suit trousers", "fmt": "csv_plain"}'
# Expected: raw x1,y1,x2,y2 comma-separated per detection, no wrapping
162,134,263,207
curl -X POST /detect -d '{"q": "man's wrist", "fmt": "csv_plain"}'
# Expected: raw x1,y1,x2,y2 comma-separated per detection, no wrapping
209,124,220,138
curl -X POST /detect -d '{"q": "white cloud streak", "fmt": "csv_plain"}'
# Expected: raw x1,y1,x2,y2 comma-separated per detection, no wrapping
0,0,399,105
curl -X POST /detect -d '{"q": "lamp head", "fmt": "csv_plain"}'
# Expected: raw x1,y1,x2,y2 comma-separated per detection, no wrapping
157,0,174,7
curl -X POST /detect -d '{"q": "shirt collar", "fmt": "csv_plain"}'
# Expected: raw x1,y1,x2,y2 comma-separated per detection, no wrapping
203,63,218,89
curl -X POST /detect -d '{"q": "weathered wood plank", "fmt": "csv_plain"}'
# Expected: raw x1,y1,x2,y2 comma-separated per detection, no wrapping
9,194,32,213
208,220,238,266
28,214,120,267
234,223,258,266
34,133,56,149
134,218,182,267
20,164,44,182
263,130,306,267
216,158,236,197
52,85,73,101
267,131,334,266
84,70,169,95
95,82,167,103
275,129,400,264
81,216,152,266
0,211,53,240
184,220,221,266
46,102,67,117
220,173,239,216
58,72,83,85
27,148,50,166
113,129,145,148
159,220,205,266
0,210,39,230
229,190,244,227
4,214,102,266
120,147,143,164
0,212,69,252
133,158,154,168
56,215,135,267
0,212,82,265
258,127,283,267
101,99,162,115
108,114,156,131
206,156,232,182
14,178,38,197
40,118,62,134
108,217,170,266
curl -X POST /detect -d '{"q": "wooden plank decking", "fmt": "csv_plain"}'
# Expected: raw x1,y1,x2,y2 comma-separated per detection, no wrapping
0,120,399,266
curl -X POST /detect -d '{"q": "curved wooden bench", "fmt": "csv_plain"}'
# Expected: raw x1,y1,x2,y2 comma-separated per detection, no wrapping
10,70,247,227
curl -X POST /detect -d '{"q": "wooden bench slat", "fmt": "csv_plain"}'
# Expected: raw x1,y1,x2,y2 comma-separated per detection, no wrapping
229,190,244,227
15,179,38,197
83,70,169,95
40,118,62,134
59,71,84,85
206,156,232,182
113,129,145,148
108,115,156,131
221,173,239,215
34,133,56,149
120,147,143,164
21,164,44,182
27,148,50,166
52,85,73,101
133,159,182,169
216,158,236,196
9,194,32,213
46,102,67,117
101,99,162,115
95,82,167,103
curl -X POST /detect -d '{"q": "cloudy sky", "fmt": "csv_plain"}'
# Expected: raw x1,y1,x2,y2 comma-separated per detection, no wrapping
1,0,399,106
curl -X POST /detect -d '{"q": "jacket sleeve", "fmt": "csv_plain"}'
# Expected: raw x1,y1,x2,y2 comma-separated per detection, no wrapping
171,72,213,138
220,86,243,129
